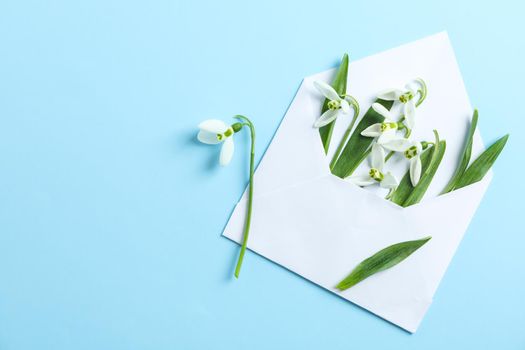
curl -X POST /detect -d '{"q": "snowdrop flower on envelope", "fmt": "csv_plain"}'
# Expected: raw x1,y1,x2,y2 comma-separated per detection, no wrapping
222,32,507,333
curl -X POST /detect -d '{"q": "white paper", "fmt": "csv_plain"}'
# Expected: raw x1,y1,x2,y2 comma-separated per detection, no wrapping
222,32,492,333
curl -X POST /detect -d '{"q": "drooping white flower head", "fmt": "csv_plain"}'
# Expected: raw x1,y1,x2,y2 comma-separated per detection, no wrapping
377,80,422,129
349,143,398,189
360,103,399,144
312,81,354,128
381,138,425,186
197,119,236,166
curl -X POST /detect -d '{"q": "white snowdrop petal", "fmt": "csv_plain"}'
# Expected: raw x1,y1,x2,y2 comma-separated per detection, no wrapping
361,123,382,137
371,143,385,170
219,137,235,166
404,99,416,129
197,130,221,144
199,119,228,134
380,172,399,189
313,109,338,128
416,141,423,154
377,88,403,101
410,157,422,186
349,175,375,187
377,129,397,144
313,81,340,101
340,99,350,114
372,103,392,119
381,137,411,152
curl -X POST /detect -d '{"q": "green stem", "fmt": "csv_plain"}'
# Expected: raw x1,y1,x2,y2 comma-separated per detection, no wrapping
330,99,360,170
385,151,395,162
415,78,428,107
233,115,255,278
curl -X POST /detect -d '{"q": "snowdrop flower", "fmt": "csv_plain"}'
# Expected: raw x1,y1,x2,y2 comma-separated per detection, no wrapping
361,103,401,144
313,81,358,128
197,115,257,278
376,79,427,130
381,138,430,186
349,143,398,190
197,119,242,166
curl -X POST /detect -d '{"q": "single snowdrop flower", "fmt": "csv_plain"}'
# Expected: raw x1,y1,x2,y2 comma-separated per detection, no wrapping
361,103,401,144
197,119,243,166
349,143,398,190
197,115,256,278
312,81,358,128
381,138,432,187
376,78,428,131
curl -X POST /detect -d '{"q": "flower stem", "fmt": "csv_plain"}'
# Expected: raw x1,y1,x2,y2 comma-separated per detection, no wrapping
385,150,395,162
329,98,360,170
415,78,428,107
233,115,255,278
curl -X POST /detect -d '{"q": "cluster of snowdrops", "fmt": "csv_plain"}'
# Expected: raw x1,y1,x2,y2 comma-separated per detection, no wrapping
312,78,431,197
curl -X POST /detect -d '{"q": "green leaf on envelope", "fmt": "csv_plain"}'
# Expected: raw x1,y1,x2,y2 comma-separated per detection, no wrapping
441,109,478,194
336,236,432,291
331,99,394,178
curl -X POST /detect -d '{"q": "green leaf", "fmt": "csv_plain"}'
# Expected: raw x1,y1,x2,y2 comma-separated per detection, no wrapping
441,110,479,194
336,236,432,291
331,99,394,178
319,54,349,154
390,135,446,207
454,134,509,190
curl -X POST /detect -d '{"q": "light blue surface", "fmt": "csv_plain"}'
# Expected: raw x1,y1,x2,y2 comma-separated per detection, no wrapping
0,0,523,348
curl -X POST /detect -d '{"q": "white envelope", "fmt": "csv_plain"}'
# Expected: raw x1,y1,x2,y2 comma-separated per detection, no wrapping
222,32,491,333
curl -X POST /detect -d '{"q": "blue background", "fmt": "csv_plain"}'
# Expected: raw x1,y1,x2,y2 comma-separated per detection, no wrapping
0,0,523,349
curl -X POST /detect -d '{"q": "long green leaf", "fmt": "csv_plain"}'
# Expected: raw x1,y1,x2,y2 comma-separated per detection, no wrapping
319,54,349,154
441,110,478,194
331,99,394,178
390,138,447,207
336,236,432,291
454,134,509,190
